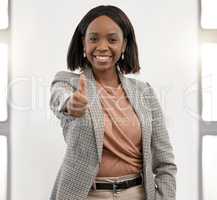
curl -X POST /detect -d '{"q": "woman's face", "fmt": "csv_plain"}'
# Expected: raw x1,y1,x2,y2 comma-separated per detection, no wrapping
83,15,127,74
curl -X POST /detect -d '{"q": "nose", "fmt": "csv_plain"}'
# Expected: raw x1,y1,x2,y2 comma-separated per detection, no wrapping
96,39,109,50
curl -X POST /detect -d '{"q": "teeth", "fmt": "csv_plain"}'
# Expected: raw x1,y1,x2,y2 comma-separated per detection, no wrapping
95,56,111,61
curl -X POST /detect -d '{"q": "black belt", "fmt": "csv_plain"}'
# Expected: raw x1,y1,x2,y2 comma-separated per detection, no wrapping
90,175,143,192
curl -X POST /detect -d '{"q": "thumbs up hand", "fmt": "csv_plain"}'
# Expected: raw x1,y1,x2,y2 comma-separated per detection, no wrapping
66,73,88,118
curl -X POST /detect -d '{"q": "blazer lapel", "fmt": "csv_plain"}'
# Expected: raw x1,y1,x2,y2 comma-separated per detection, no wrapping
83,67,105,162
118,70,152,161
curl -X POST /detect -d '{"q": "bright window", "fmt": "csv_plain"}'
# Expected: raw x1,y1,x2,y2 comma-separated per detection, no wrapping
0,0,8,29
201,43,217,121
201,0,217,29
200,1,217,200
0,1,9,200
0,135,7,200
0,43,8,122
203,135,217,200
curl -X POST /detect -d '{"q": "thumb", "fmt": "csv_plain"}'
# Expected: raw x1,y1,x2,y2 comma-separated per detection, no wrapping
79,73,87,95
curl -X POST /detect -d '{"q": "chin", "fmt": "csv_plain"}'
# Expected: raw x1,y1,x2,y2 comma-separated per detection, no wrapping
92,64,114,72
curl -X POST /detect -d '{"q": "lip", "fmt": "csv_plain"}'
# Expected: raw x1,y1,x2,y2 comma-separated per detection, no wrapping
93,55,112,57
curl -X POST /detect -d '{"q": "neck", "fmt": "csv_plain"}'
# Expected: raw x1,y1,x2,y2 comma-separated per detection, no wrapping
92,67,120,88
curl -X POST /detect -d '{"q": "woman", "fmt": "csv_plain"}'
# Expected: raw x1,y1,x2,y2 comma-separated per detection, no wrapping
49,5,177,200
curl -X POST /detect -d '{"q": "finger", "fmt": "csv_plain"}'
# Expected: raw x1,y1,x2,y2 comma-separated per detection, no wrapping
70,102,88,113
70,110,85,118
75,111,86,118
71,100,88,109
73,92,88,104
79,73,87,95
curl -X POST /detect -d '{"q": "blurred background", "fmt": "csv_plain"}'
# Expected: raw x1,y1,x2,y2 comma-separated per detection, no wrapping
0,0,217,200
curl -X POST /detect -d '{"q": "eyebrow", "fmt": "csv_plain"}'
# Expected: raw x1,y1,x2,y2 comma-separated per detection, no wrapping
88,32,119,36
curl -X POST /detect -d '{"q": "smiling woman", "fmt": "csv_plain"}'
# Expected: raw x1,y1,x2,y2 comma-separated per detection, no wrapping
49,5,177,200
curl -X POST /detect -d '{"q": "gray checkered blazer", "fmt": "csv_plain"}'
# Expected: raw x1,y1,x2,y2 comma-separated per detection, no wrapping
49,66,177,200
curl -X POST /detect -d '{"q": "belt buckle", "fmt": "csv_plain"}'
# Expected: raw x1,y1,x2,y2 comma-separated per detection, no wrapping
112,182,120,193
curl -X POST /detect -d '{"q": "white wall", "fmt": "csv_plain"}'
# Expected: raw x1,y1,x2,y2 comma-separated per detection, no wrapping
10,0,199,200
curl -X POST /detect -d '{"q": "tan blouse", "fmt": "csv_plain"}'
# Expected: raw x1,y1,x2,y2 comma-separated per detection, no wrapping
95,81,143,177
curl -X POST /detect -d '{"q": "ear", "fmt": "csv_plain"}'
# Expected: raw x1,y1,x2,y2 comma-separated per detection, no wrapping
122,38,127,52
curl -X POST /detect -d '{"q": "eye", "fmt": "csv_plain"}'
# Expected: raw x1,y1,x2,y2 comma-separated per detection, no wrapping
89,37,98,42
109,38,118,43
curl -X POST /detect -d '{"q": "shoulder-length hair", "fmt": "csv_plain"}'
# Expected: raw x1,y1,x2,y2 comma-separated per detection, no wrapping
67,5,140,74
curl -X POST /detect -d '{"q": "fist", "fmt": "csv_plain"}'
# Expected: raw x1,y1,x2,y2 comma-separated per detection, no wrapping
66,73,88,117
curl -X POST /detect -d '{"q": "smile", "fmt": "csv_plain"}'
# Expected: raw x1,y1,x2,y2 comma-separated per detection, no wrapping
93,55,112,62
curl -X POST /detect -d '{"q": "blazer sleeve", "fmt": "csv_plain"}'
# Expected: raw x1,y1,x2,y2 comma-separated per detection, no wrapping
49,78,75,128
146,82,177,200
